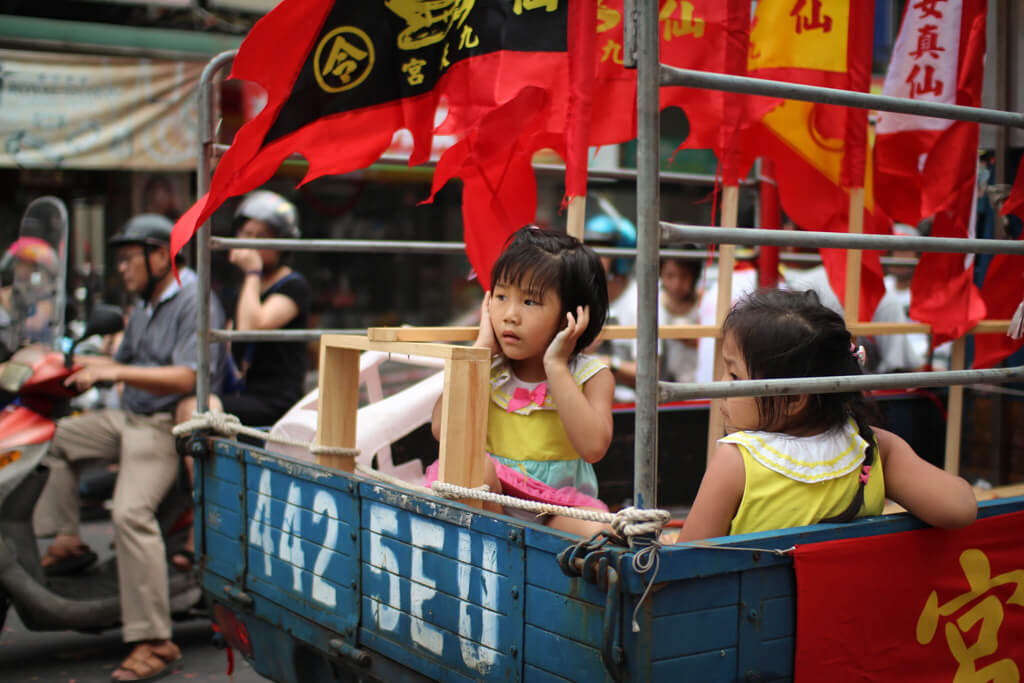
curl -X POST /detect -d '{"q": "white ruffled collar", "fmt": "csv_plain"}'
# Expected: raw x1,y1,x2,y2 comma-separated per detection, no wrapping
719,418,868,483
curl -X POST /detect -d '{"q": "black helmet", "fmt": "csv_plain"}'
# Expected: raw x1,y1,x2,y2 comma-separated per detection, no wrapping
109,213,174,248
233,191,300,238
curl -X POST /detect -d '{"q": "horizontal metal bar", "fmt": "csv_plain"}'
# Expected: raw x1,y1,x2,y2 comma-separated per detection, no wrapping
212,237,467,255
208,145,753,186
661,67,1024,129
780,252,919,267
211,237,743,261
659,366,1024,402
662,223,1024,256
210,329,363,342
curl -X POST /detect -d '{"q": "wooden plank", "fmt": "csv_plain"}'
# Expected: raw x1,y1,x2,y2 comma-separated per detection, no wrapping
944,337,966,474
566,194,586,240
707,185,739,461
316,342,359,472
322,333,490,361
437,357,489,508
843,187,865,324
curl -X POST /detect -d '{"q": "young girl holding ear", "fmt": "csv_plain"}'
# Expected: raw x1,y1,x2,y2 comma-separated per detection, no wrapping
429,226,614,534
677,288,977,543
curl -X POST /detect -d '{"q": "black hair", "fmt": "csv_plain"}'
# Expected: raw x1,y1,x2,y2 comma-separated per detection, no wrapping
490,226,609,355
723,288,878,522
659,245,704,285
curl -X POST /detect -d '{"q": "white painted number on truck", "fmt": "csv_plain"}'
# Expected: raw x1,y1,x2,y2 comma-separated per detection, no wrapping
369,503,500,674
247,468,339,608
246,471,503,672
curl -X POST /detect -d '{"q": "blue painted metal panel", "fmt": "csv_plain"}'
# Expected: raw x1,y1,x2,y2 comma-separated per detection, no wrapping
361,569,507,646
524,585,603,647
357,621,479,683
524,664,575,683
758,637,795,681
357,478,517,539
209,441,244,482
524,547,607,605
203,494,244,541
651,647,737,680
357,498,524,681
523,624,612,682
204,526,244,585
760,596,795,641
359,530,515,616
738,565,798,681
649,605,738,659
649,572,739,617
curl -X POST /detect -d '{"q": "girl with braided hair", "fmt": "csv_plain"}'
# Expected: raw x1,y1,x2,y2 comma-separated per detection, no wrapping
676,288,977,542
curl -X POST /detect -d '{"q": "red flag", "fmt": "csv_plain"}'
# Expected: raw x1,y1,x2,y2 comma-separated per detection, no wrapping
589,1,779,185
170,0,578,285
424,1,595,288
973,239,1024,368
746,0,885,322
794,510,1024,681
875,0,988,344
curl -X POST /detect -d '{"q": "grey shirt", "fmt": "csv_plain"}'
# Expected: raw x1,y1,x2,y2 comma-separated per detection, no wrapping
115,277,225,414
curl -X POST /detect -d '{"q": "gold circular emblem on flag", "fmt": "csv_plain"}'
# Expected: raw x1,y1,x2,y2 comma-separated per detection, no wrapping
313,26,375,94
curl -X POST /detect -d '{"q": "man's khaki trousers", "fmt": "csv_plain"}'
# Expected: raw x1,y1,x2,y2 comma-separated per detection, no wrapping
33,409,179,643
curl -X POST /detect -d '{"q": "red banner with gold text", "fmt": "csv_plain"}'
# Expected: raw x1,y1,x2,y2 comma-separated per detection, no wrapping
794,510,1024,681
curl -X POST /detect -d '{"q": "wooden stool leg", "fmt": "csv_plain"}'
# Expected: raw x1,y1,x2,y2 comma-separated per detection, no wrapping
437,358,489,509
316,344,359,472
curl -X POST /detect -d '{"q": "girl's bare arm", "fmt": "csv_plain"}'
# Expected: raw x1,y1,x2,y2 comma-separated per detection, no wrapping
545,363,614,463
674,443,745,542
875,426,976,529
544,306,613,463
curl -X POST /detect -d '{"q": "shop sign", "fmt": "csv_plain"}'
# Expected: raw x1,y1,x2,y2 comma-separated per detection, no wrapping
0,49,203,170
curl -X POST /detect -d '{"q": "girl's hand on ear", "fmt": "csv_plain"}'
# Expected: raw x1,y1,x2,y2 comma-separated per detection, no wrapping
544,305,589,371
474,291,499,355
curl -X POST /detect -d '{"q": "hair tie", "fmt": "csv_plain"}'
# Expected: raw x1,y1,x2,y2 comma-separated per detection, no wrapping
850,343,867,367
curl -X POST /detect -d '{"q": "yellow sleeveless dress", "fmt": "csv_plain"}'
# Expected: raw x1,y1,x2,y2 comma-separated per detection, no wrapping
723,418,885,536
485,354,607,497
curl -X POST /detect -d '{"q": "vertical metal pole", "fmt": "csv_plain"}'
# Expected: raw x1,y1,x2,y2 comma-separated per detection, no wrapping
622,0,637,68
194,52,234,413
634,1,660,508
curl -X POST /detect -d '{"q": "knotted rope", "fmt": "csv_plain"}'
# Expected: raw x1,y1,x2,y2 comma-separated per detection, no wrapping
172,410,358,457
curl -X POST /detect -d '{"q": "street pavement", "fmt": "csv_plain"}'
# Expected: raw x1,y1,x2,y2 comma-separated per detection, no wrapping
0,518,268,683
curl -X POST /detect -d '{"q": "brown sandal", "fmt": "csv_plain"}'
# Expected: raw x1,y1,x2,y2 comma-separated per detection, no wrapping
110,641,182,682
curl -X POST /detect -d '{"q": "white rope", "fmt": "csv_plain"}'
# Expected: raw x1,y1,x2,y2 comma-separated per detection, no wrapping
429,480,671,530
172,411,359,457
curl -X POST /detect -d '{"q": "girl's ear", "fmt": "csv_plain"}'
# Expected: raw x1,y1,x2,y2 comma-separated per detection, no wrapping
785,395,809,418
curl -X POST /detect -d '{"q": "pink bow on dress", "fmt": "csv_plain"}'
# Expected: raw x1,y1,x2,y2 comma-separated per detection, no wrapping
506,383,548,412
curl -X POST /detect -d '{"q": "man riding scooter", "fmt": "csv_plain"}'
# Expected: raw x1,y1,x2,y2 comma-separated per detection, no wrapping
33,213,225,682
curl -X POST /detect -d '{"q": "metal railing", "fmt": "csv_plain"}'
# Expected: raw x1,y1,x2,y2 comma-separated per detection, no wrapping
630,5,1024,507
192,12,1024,507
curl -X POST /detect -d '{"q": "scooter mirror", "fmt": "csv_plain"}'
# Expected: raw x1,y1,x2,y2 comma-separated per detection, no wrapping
64,304,124,368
